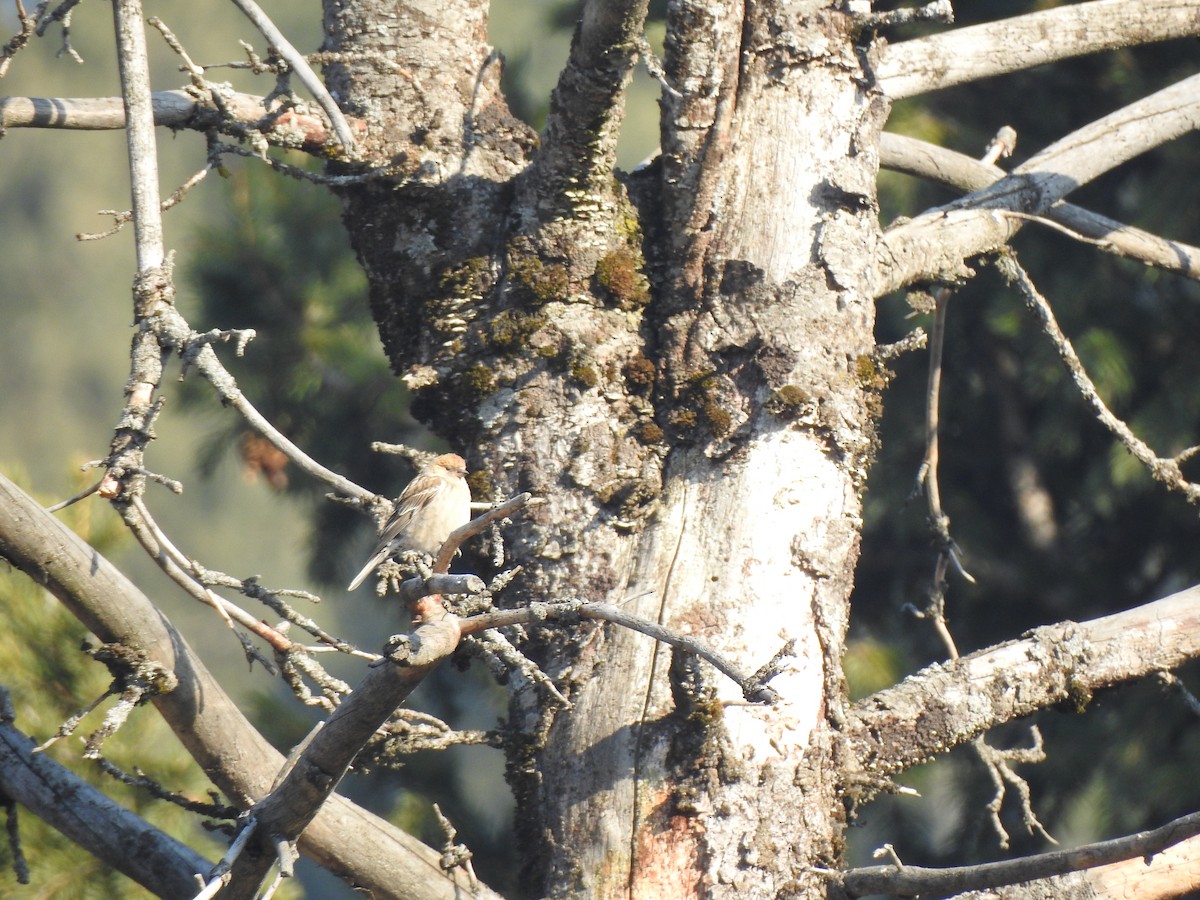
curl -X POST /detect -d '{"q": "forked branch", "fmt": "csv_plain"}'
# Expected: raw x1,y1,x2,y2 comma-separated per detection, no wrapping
880,132,1200,280
875,72,1200,297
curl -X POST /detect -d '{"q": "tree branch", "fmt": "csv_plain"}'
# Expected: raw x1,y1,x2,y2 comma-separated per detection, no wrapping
880,131,1200,280
997,253,1200,504
873,72,1200,297
877,0,1200,100
522,0,649,211
839,810,1200,899
227,0,356,152
431,492,534,573
0,717,211,897
111,0,163,272
0,471,487,899
0,91,358,154
458,600,783,704
845,583,1200,777
218,615,471,899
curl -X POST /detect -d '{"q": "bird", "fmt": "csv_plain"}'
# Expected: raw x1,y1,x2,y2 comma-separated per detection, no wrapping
347,453,472,591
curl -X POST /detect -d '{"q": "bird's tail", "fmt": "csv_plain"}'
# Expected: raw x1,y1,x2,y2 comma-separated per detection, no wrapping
347,549,389,591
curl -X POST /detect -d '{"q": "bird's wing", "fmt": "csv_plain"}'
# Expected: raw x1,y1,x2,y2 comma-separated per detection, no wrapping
379,473,444,543
347,473,447,590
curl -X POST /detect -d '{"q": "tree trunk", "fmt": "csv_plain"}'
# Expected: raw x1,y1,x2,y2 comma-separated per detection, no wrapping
324,0,885,895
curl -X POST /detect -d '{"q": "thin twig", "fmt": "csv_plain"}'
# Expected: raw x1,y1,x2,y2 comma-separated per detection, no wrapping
997,252,1200,504
77,161,216,241
209,140,395,185
995,209,1116,250
227,0,356,151
158,308,373,503
121,498,295,653
33,691,109,753
432,493,536,573
34,0,81,36
841,809,1200,899
45,479,101,513
96,757,238,818
200,813,258,891
459,600,782,704
130,496,235,630
1156,671,1200,719
0,0,37,78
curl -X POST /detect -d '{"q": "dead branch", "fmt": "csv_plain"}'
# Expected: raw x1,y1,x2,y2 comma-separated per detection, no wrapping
459,600,784,704
839,809,1200,898
0,90,359,154
218,613,469,899
881,131,1200,280
997,253,1200,504
227,0,357,152
0,717,211,895
0,0,37,78
846,583,1200,777
432,492,534,572
875,72,1200,297
878,0,1200,100
0,471,489,898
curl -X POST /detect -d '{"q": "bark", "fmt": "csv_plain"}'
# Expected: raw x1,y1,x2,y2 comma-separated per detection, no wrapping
0,472,483,900
4,0,1200,896
324,0,885,895
877,0,1200,101
846,585,1200,779
0,720,211,898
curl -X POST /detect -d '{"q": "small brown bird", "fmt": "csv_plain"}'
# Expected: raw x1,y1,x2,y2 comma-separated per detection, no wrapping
347,453,472,591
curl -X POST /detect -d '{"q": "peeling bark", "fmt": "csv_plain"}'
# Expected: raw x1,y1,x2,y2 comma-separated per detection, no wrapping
324,0,886,895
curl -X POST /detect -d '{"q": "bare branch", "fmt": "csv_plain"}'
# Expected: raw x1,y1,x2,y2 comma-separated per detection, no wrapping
77,159,214,241
856,1,952,31
1157,671,1200,719
875,73,1200,296
121,496,296,650
220,614,469,899
881,132,1200,280
227,0,356,152
431,492,535,572
974,727,1056,850
0,90,361,154
0,718,211,895
112,299,373,502
0,472,484,898
45,479,101,513
459,600,783,704
997,253,1200,504
34,0,82,38
111,0,163,270
846,583,1200,776
878,0,1200,100
840,809,1200,899
95,757,238,819
0,0,37,78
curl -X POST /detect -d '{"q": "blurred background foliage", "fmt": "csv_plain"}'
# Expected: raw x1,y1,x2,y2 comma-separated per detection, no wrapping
1,0,1199,896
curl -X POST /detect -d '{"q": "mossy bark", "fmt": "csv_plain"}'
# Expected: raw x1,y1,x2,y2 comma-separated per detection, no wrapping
323,0,886,895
